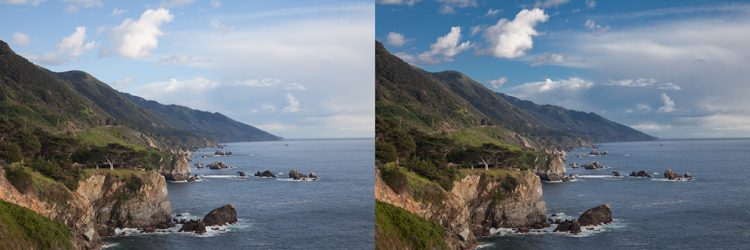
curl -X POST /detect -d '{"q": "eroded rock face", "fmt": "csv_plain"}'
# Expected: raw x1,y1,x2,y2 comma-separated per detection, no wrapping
578,204,612,226
203,204,238,226
535,156,566,182
160,155,191,181
376,170,546,250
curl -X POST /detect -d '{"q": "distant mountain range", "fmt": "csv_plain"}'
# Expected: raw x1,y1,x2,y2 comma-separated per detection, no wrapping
375,40,655,148
0,40,279,148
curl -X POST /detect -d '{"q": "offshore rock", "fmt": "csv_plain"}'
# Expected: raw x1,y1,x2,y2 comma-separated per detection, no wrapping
179,219,206,234
630,170,651,178
254,170,276,178
578,204,613,226
160,155,191,181
570,162,578,168
664,169,683,180
582,161,604,170
203,204,238,226
554,219,582,234
207,161,229,170
535,156,566,182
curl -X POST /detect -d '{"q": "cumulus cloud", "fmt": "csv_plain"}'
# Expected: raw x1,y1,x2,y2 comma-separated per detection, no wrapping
484,8,500,17
62,0,101,13
209,20,234,36
230,78,282,87
604,78,655,87
395,26,472,65
1,0,45,6
386,32,408,47
256,122,295,131
513,77,594,95
282,93,302,113
584,19,609,36
139,77,220,94
21,26,97,65
107,8,174,58
11,32,30,46
637,103,652,112
657,92,677,113
110,77,132,89
478,8,549,59
159,0,194,8
436,0,477,14
658,82,682,91
376,0,421,6
157,53,192,65
530,52,565,66
283,82,306,91
262,104,277,112
585,0,596,9
486,77,507,89
110,8,125,17
469,25,486,36
533,0,570,8
210,0,220,8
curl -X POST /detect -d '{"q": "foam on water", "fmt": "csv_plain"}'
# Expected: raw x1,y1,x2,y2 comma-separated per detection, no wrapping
112,220,251,238
100,243,119,249
486,219,625,238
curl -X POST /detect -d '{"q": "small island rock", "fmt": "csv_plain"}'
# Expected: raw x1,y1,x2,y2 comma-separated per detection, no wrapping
207,161,229,170
578,204,613,226
203,204,238,226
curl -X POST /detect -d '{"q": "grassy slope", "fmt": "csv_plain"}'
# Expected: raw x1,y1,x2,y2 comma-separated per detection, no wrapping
0,200,73,250
375,200,448,250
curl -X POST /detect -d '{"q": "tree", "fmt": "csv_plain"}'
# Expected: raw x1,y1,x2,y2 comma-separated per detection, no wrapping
375,140,398,163
0,140,22,163
91,143,131,170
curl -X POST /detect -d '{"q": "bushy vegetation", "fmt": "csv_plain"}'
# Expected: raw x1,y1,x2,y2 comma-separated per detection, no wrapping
0,200,73,250
378,163,407,194
375,200,448,250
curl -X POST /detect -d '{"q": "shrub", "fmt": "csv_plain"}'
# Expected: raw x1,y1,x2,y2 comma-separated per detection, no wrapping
379,164,407,194
5,165,32,194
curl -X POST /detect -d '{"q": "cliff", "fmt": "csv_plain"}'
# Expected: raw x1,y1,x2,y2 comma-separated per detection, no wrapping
158,155,191,182
534,155,566,182
376,169,546,249
0,168,172,249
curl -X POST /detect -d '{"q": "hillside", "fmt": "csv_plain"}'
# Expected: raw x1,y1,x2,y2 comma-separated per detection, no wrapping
498,93,657,142
123,93,280,142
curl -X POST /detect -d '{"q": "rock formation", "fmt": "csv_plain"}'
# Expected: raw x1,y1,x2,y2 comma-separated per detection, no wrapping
309,172,317,180
554,219,582,234
254,170,276,177
569,162,578,168
203,204,238,226
179,219,206,234
195,162,203,168
613,172,620,177
589,149,600,156
577,154,586,158
663,169,689,180
206,161,229,170
288,169,310,180
630,170,651,177
582,161,604,170
535,156,566,182
684,172,692,179
159,155,191,182
578,204,613,226
601,150,608,156
202,154,212,158
238,172,245,177
214,149,225,156
376,170,546,249
226,150,233,156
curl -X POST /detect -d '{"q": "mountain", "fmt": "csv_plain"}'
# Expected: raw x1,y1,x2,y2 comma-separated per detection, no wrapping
498,93,657,142
122,93,280,142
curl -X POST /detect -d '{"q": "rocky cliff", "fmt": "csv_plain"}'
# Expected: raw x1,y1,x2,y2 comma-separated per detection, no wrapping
159,155,191,181
0,168,172,249
534,155,566,182
376,170,547,249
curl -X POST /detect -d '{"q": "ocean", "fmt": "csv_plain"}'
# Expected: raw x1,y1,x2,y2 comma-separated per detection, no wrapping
478,138,750,249
101,138,375,249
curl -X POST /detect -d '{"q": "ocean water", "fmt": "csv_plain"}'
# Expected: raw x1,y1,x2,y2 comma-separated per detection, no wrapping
102,138,375,249
478,138,750,249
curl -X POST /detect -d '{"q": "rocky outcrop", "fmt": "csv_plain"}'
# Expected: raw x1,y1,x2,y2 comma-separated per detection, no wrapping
195,162,203,168
187,175,199,182
664,169,690,180
226,150,233,156
238,172,245,177
376,170,546,249
554,219,581,234
159,155,191,182
309,173,317,180
684,172,692,179
203,204,238,226
535,156,566,182
206,161,229,170
582,161,604,170
578,204,612,226
589,149,600,156
1,169,172,249
202,154,212,158
630,170,651,177
577,154,586,158
254,170,276,177
179,219,206,234
569,162,578,168
601,150,608,155
613,172,621,177
288,169,313,180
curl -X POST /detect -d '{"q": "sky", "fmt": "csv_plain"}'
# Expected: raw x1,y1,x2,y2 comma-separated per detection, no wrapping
1,0,374,139
377,0,750,139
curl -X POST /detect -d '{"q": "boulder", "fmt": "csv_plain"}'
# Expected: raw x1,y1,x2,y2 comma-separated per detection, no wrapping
292,173,308,180
664,169,683,180
554,219,581,234
684,172,692,179
214,149,225,156
577,154,587,158
195,162,203,168
613,171,620,177
570,162,578,168
582,161,604,170
203,204,238,226
578,204,613,226
202,154,212,158
289,169,298,177
254,170,276,178
227,150,233,156
309,172,317,180
601,150,608,156
630,170,651,178
179,219,207,234
207,161,229,170
238,171,245,177
589,149,600,156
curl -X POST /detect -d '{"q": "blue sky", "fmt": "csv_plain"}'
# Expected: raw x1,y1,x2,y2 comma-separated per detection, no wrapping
377,0,750,139
1,0,374,139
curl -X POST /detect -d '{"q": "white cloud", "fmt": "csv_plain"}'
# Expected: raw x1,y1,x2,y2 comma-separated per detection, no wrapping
230,78,282,87
396,26,472,65
630,122,671,131
209,20,234,36
138,77,220,96
513,77,594,95
110,8,125,17
484,8,500,17
62,0,100,7
256,122,296,131
486,77,507,89
386,32,407,47
657,92,677,113
107,8,174,58
571,8,580,13
530,52,565,66
478,8,549,59
283,82,306,91
11,32,30,46
157,53,192,65
282,93,302,113
159,0,194,8
658,82,682,91
110,77,132,89
438,5,455,14
437,0,476,8
96,25,107,35
637,103,652,112
210,0,220,8
1,0,45,6
262,104,277,112
469,25,486,36
533,0,570,8
584,19,609,36
376,0,421,6
626,109,633,113
604,78,655,87
63,5,79,14
585,0,596,9
21,26,97,65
